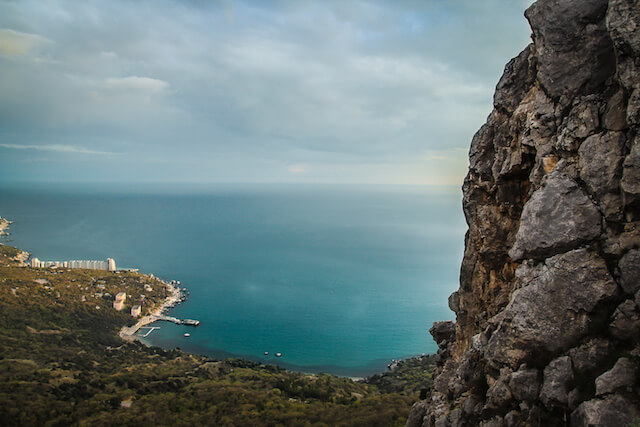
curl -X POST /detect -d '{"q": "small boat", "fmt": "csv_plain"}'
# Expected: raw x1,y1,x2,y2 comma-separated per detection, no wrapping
264,351,269,356
275,352,282,357
184,333,190,337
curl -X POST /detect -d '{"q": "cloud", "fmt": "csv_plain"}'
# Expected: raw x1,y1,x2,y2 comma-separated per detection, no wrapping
0,143,117,155
288,164,307,173
0,28,50,57
104,76,169,93
0,0,533,185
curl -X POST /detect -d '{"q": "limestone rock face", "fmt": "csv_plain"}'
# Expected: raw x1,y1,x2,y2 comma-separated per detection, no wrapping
619,249,640,294
485,249,617,368
508,176,602,261
410,0,640,425
622,136,640,208
567,337,615,375
571,395,640,427
595,357,638,396
525,0,614,99
508,366,540,402
540,356,574,408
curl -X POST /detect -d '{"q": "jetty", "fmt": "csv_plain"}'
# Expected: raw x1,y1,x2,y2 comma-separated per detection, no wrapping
121,314,200,337
118,278,199,342
121,314,200,339
139,326,160,337
156,315,200,326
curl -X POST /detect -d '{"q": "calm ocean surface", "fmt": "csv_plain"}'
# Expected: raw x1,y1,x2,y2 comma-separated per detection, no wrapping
0,183,465,376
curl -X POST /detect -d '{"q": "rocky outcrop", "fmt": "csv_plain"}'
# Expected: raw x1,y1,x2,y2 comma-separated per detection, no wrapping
408,0,640,425
0,217,11,237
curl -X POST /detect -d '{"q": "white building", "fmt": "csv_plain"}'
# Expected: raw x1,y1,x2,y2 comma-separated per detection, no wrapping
114,292,127,311
31,258,115,271
131,305,141,318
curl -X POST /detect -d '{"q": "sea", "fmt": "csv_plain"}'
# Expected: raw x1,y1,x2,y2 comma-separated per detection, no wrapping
0,183,466,377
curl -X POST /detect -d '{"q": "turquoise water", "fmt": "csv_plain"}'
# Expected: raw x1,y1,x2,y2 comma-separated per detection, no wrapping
0,184,465,376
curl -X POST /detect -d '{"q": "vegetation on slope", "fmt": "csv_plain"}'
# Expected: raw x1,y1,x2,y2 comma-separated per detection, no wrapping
365,356,436,398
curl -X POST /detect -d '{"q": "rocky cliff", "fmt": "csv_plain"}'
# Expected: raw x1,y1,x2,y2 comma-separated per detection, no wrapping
408,0,640,425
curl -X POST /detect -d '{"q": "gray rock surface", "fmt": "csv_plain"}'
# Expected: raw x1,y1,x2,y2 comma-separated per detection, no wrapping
595,357,638,396
405,400,428,427
619,249,640,294
603,90,628,131
606,0,640,90
494,45,537,114
609,300,640,341
485,374,512,411
578,130,626,221
508,174,601,261
448,291,460,313
556,98,601,151
430,321,456,348
508,366,540,401
525,0,614,99
485,249,617,367
578,131,625,197
540,356,573,407
629,89,640,127
567,337,614,374
622,136,640,207
409,0,640,425
503,410,522,427
571,395,640,427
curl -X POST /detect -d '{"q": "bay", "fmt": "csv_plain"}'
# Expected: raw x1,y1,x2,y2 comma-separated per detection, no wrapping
0,183,465,376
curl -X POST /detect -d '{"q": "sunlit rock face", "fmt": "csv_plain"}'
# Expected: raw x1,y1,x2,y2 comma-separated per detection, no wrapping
408,0,640,425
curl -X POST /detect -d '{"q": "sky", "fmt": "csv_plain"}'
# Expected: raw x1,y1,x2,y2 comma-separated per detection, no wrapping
0,0,534,186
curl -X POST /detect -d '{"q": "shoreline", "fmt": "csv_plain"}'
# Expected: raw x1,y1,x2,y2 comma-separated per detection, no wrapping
0,216,188,344
2,214,426,378
0,217,12,236
0,216,187,343
119,279,183,342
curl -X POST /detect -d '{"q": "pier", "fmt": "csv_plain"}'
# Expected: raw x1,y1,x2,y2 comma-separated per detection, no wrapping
139,326,160,337
121,314,200,339
155,315,200,326
118,279,198,341
155,314,181,324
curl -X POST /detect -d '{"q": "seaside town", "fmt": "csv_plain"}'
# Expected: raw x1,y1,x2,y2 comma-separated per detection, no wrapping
0,238,196,341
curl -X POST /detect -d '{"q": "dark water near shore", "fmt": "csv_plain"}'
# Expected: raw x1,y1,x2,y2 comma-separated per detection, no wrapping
0,183,465,376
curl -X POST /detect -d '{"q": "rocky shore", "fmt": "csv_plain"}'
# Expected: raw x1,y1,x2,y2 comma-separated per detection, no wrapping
409,0,640,425
0,217,12,236
0,218,30,264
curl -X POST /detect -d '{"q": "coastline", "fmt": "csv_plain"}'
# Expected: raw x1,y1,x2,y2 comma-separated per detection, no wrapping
2,212,432,378
119,279,183,342
0,216,425,425
0,215,187,344
0,217,12,236
0,217,30,264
